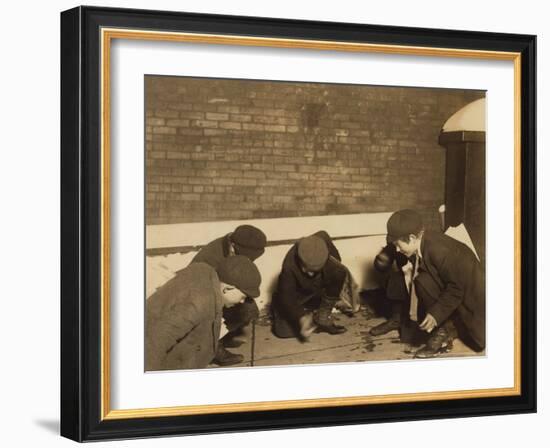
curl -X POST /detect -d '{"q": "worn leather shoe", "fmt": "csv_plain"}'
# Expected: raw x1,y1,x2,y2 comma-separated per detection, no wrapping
315,322,347,335
369,319,400,336
212,345,244,366
414,327,454,359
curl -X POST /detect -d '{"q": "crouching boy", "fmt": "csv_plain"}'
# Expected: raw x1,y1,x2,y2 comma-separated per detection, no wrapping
192,224,267,366
145,255,261,371
271,231,351,340
384,209,486,358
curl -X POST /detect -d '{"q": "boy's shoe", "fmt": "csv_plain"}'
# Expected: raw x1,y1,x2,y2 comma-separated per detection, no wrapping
369,319,400,336
314,322,347,335
212,345,244,366
414,326,454,359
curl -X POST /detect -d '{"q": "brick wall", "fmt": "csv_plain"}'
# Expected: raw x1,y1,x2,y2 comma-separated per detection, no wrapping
145,76,484,230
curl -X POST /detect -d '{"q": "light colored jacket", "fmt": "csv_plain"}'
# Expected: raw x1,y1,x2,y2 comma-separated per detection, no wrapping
146,263,223,371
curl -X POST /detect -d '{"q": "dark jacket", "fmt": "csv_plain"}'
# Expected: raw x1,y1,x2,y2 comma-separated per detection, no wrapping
418,231,485,349
273,231,346,323
191,235,232,271
145,263,223,371
191,234,261,330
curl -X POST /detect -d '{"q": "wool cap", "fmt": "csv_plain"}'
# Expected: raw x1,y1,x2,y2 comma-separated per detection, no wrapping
217,255,261,298
386,209,424,243
297,235,329,272
230,225,267,261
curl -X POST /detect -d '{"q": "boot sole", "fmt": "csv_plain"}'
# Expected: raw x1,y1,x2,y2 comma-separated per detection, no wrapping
314,328,347,335
212,358,244,366
414,344,452,359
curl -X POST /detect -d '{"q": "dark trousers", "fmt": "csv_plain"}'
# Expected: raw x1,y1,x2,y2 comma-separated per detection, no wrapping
414,271,484,350
222,297,259,334
385,268,483,351
383,270,426,344
385,270,446,327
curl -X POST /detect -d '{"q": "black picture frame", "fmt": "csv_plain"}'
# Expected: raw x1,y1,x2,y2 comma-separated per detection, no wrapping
61,5,536,442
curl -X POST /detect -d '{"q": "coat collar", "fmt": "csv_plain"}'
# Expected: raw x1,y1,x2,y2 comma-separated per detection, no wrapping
222,233,235,258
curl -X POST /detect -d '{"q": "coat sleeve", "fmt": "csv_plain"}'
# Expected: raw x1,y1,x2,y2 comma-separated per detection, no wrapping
145,291,207,370
277,268,304,323
427,248,470,325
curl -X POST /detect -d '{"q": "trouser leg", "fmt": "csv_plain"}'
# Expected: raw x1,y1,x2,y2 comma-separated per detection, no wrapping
414,273,457,338
313,295,347,334
222,297,259,334
271,300,299,338
370,270,421,342
386,270,408,325
412,272,460,358
211,298,258,366
314,295,337,324
220,298,259,352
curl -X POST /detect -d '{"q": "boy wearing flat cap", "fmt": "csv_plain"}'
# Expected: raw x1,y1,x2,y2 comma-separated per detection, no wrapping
146,255,262,371
192,225,267,365
385,209,485,358
272,231,349,339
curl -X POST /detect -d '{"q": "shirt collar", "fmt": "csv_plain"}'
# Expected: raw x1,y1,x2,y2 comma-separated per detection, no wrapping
417,234,424,261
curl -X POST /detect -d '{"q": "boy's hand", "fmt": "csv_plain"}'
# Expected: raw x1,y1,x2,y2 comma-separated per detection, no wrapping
419,313,438,333
299,313,317,339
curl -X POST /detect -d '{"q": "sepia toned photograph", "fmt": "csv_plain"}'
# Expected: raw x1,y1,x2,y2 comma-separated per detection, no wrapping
60,8,536,440
144,75,487,372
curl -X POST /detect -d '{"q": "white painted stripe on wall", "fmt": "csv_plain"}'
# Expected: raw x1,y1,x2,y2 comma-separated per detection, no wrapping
146,212,393,249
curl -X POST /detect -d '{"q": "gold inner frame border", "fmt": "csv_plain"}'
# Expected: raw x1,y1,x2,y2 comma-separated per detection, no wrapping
100,27,522,420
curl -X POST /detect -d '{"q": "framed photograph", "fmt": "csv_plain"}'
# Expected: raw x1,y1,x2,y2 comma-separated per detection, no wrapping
60,6,536,442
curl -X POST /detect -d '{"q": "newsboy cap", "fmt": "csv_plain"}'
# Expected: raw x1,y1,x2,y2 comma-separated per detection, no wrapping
217,255,261,298
230,225,267,261
297,235,329,272
386,209,424,243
